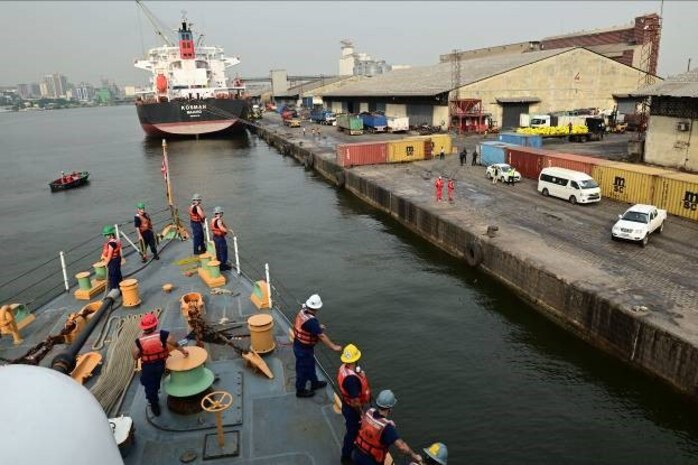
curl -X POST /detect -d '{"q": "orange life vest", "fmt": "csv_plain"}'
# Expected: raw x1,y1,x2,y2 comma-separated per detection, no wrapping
137,331,169,363
136,212,152,232
293,309,319,346
189,204,205,223
102,238,122,263
355,408,395,464
211,217,226,237
337,364,371,406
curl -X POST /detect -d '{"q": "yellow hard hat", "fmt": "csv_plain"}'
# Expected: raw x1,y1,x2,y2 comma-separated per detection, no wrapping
341,343,362,364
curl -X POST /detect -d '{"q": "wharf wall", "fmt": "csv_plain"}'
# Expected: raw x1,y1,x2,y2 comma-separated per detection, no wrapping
252,124,698,401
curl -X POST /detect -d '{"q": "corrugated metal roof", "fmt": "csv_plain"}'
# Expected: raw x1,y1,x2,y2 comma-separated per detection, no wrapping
542,22,632,41
633,69,698,98
274,76,352,98
323,48,575,97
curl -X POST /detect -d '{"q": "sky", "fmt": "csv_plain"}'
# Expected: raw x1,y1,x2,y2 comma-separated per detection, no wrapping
1,1,696,86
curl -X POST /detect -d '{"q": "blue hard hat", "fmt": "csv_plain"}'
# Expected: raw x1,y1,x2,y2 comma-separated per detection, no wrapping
375,389,397,409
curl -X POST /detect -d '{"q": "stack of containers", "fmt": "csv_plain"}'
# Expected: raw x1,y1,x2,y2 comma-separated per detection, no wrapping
591,162,671,205
336,142,388,167
653,172,698,221
499,132,543,148
479,141,517,165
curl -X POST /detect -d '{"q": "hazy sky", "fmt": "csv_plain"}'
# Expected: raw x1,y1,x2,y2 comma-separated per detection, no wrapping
2,1,695,86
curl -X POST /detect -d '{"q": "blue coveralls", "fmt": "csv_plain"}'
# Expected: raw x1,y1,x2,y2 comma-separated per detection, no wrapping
136,330,169,407
341,374,363,460
191,220,205,255
293,316,323,392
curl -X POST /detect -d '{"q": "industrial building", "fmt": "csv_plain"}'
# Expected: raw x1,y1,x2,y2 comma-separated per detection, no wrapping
271,75,363,108
322,47,658,130
440,13,661,76
636,69,698,172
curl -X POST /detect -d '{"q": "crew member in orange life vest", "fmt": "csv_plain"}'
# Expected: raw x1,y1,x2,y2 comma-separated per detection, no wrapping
100,225,122,291
353,389,423,465
130,313,188,417
134,202,159,262
211,206,232,271
294,294,342,398
338,343,372,465
189,193,206,255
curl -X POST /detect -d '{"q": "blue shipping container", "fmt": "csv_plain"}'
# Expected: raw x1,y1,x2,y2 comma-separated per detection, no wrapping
498,132,543,148
480,141,517,166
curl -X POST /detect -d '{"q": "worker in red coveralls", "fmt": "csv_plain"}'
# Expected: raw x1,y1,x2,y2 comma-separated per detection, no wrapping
435,176,444,202
447,178,455,202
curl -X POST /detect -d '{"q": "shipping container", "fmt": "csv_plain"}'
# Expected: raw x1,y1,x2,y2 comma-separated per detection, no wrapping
506,147,548,179
541,151,611,176
336,142,389,168
387,138,427,163
498,132,543,148
480,141,516,166
653,172,698,221
414,134,453,156
591,163,671,205
336,114,364,135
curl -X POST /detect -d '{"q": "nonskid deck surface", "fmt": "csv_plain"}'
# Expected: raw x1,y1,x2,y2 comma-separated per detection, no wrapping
0,238,344,464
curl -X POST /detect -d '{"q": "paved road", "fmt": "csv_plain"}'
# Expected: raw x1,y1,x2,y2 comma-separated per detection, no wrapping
260,113,698,332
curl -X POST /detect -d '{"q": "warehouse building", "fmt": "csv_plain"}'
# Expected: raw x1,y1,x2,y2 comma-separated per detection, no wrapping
636,69,698,172
272,76,362,108
322,47,657,130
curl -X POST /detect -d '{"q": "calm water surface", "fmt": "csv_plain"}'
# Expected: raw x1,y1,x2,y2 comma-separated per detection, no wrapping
1,106,698,464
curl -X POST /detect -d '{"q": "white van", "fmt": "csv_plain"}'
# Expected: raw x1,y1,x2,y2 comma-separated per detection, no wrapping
537,167,601,204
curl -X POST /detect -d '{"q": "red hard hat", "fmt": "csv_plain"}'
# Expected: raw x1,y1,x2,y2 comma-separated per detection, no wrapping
140,313,159,330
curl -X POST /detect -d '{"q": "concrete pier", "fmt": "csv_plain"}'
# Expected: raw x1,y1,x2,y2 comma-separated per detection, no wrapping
252,116,698,400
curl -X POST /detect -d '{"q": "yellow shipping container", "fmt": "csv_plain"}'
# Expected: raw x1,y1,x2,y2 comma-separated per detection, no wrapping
419,134,453,156
387,138,426,163
591,162,671,205
653,172,698,221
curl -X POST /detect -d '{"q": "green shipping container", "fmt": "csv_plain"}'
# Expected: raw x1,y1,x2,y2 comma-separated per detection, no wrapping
337,114,364,135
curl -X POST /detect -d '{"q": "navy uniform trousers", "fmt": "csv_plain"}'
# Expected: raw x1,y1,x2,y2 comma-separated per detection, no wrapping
293,341,318,391
107,258,122,291
140,360,166,406
342,403,361,459
213,235,228,266
141,229,158,256
191,220,205,255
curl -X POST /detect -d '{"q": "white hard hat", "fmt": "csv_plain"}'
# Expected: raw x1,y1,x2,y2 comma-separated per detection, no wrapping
305,294,323,310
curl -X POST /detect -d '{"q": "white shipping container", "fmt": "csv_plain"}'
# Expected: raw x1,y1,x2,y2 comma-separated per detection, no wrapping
387,116,409,133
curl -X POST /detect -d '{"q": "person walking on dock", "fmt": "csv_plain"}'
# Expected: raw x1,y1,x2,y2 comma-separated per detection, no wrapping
131,313,188,417
506,167,516,186
338,343,372,464
211,206,232,271
491,166,499,185
100,225,122,291
459,148,467,166
435,176,444,202
439,146,445,160
189,193,206,255
293,294,342,398
447,178,455,202
472,146,479,166
134,202,159,262
353,389,423,465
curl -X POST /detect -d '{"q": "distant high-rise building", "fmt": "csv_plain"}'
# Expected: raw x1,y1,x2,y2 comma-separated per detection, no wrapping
40,74,69,98
16,83,31,99
75,82,95,102
338,40,394,77
30,83,41,98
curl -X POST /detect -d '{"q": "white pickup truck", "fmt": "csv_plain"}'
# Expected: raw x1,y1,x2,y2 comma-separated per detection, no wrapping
611,204,667,247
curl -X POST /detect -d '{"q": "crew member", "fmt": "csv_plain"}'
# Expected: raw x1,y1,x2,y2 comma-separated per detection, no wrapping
439,146,445,160
447,178,455,202
211,206,232,271
100,225,122,291
338,344,372,464
435,176,444,202
353,390,423,465
134,202,159,262
130,313,188,417
293,294,341,398
411,443,448,465
189,193,206,255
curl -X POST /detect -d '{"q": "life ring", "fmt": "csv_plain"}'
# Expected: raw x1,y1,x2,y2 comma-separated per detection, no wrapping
303,153,314,169
336,171,346,188
464,240,483,267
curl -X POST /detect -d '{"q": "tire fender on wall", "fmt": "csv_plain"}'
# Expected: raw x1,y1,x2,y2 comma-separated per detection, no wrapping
303,153,314,169
336,170,346,188
464,239,483,267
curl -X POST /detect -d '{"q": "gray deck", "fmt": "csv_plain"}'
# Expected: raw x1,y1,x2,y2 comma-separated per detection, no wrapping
0,239,345,464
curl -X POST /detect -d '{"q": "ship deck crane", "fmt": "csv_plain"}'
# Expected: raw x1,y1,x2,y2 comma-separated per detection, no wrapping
136,0,174,47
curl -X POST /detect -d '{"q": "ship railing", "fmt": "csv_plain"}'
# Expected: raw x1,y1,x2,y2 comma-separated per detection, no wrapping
0,207,172,312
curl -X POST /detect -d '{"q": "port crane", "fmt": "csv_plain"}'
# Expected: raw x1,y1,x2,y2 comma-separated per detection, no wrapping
136,0,175,47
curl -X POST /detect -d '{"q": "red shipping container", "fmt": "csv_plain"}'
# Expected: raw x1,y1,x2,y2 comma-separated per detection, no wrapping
541,151,612,176
336,142,388,167
506,147,547,179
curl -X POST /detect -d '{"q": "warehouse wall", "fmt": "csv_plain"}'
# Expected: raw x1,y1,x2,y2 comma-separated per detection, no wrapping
453,48,656,128
645,115,698,172
386,103,407,117
433,105,449,128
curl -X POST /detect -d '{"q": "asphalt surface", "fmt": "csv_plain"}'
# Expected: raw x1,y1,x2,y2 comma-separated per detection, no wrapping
261,113,698,340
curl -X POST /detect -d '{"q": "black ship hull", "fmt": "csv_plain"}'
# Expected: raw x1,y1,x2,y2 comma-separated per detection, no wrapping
135,99,248,137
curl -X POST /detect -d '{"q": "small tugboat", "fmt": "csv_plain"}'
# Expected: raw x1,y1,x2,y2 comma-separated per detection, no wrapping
49,171,90,192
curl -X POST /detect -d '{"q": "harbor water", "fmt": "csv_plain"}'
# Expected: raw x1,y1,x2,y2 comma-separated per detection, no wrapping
2,106,698,464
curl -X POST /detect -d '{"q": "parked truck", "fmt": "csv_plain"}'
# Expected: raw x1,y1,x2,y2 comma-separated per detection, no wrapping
310,109,337,125
518,114,605,142
336,114,364,135
359,112,388,133
386,116,409,133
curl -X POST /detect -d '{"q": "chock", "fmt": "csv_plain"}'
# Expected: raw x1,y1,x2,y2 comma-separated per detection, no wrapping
250,280,271,310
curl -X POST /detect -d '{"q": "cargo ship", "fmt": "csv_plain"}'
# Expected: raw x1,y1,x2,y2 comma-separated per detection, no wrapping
134,9,248,137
